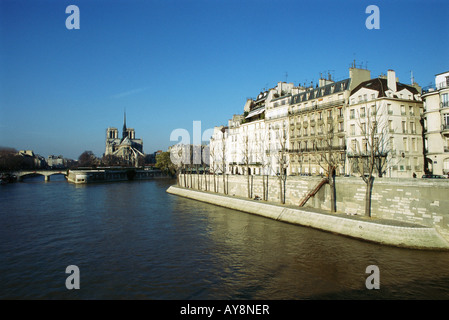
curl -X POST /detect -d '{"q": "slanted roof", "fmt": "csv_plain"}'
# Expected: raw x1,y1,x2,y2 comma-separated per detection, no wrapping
350,78,419,98
291,78,351,104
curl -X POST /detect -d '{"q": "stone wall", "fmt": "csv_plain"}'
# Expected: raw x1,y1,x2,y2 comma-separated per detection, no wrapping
177,174,449,238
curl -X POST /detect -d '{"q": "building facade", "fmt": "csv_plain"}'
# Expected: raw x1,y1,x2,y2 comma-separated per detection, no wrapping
209,65,427,179
105,113,144,166
346,70,424,178
422,71,449,175
47,155,66,168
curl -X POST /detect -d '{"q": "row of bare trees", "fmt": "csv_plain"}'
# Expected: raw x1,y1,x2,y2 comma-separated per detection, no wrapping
173,101,391,218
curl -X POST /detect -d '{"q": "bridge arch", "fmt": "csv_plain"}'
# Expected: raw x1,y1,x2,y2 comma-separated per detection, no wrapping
17,170,68,182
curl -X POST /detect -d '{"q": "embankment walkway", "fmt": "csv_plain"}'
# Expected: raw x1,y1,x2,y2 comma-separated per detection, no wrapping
167,185,449,250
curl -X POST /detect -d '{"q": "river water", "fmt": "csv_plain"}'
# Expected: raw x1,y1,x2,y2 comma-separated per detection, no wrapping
1,175,449,300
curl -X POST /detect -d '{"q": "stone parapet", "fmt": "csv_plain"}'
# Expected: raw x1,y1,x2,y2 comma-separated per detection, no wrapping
176,174,449,241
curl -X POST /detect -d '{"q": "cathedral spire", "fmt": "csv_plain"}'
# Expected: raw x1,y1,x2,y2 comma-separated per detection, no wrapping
122,109,128,139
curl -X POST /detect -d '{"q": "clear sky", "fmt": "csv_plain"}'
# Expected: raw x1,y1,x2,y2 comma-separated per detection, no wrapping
1,0,448,159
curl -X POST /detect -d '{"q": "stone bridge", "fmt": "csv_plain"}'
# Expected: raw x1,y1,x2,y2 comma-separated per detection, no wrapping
15,170,68,182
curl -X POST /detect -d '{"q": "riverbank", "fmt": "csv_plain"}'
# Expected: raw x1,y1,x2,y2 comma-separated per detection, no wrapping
67,168,170,184
167,185,449,250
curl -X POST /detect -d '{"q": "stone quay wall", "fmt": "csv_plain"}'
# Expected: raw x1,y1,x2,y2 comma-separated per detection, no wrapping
177,173,449,239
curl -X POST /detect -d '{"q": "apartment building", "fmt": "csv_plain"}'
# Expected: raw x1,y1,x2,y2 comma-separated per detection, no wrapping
421,71,449,175
209,66,426,179
288,66,371,176
346,70,424,178
211,81,294,176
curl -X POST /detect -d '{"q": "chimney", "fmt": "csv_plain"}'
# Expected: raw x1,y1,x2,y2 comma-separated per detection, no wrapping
387,69,397,92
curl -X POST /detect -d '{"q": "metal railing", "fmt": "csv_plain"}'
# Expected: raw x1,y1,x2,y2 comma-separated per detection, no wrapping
289,99,346,116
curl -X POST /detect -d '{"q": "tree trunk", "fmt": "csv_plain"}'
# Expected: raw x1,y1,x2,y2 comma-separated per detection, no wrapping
223,173,226,195
365,177,373,217
329,176,336,213
262,175,266,201
247,170,250,199
283,177,286,204
279,177,283,204
266,174,269,201
190,170,193,188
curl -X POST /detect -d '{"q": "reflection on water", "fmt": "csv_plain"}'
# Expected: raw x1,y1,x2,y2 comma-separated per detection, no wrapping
1,177,449,299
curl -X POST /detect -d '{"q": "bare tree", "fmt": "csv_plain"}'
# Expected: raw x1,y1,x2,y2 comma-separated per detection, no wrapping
209,139,220,193
221,128,227,194
313,116,345,213
78,151,97,167
201,144,210,191
170,144,190,187
350,101,390,217
256,128,271,201
268,122,289,204
240,133,252,199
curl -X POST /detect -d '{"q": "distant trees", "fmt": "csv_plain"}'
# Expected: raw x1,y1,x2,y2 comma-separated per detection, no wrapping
101,154,122,166
0,147,23,172
155,151,176,176
78,151,97,167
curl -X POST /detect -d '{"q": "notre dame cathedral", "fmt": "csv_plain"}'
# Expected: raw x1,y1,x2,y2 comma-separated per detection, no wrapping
105,113,144,166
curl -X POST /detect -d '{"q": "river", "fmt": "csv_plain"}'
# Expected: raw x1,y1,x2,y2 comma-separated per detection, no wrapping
1,175,449,300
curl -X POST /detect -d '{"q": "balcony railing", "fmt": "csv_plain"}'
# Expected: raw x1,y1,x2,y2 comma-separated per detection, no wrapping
442,124,449,132
422,81,449,94
287,145,346,153
289,99,346,116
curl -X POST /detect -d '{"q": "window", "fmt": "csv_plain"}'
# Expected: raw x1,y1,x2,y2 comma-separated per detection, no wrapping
350,124,355,136
387,103,393,115
360,107,366,117
401,105,406,115
410,122,416,134
389,137,394,150
350,109,355,119
443,114,449,130
409,106,414,116
351,139,357,152
361,122,366,134
403,138,408,152
389,120,394,132
442,93,449,108
402,121,407,133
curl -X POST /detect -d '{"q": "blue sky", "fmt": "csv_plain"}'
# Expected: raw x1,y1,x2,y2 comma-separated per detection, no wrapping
1,0,448,159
